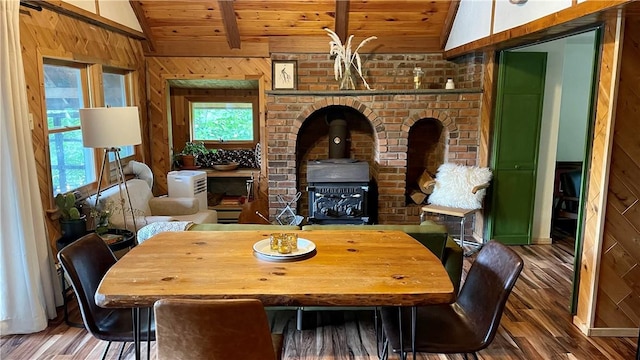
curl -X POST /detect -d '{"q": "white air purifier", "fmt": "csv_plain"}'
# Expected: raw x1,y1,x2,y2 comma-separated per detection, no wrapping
167,170,208,210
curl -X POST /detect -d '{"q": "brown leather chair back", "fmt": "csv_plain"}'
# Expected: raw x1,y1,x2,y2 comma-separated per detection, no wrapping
456,240,524,347
57,233,118,338
154,298,280,360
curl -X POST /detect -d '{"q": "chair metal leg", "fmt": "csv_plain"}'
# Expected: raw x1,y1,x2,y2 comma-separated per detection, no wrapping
455,214,483,257
147,307,152,360
117,342,126,360
375,308,381,359
101,341,112,360
411,306,416,360
397,307,404,360
133,308,140,360
381,338,389,360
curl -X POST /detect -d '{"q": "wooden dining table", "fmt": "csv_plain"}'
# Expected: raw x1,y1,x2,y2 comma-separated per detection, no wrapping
96,229,455,359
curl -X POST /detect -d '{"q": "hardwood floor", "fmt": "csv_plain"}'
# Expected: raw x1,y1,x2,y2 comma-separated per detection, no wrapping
1,244,637,359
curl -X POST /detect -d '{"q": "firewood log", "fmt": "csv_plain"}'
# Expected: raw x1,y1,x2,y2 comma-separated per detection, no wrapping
409,189,428,204
418,170,436,194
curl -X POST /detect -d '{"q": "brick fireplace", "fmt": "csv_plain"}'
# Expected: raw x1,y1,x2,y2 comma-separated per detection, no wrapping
266,53,483,224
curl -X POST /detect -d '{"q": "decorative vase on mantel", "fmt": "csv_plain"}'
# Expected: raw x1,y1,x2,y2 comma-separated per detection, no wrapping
339,67,356,90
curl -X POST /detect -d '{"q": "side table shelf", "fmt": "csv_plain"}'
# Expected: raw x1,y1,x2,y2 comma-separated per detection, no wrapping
210,203,243,224
205,168,256,178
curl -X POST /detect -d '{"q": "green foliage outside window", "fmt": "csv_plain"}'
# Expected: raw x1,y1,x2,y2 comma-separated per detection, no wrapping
192,102,254,142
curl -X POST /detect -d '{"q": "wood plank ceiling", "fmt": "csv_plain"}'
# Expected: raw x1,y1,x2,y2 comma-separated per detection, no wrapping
129,0,459,57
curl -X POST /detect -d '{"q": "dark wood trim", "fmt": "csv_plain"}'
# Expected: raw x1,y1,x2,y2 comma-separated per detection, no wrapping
129,1,156,52
335,0,350,43
19,1,42,11
218,0,241,49
440,0,460,49
38,0,146,40
490,0,497,36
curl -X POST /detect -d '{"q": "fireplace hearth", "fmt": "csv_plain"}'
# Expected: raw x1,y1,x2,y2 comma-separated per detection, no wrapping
266,88,482,224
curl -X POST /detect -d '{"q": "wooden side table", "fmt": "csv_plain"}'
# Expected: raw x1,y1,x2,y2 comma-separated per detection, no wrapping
101,228,136,251
420,204,483,256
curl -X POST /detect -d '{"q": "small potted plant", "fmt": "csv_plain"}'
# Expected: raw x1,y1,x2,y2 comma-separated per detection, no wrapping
54,192,87,241
179,141,209,168
89,200,114,236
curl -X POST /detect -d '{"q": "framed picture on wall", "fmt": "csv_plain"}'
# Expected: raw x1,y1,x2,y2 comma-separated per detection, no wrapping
272,60,297,90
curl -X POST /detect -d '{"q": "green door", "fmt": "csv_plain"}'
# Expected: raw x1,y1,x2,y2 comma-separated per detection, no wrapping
487,51,547,245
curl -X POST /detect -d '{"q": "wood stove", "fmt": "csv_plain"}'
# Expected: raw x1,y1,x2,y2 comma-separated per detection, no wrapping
307,159,372,225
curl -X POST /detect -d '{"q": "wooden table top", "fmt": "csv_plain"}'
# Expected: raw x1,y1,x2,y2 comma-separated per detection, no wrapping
96,230,455,308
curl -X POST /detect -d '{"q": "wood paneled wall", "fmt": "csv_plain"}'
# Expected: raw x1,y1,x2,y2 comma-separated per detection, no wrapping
19,6,146,249
146,57,271,195
593,8,640,331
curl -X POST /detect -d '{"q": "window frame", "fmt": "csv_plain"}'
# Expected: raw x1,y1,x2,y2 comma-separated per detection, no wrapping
185,95,259,149
42,59,141,199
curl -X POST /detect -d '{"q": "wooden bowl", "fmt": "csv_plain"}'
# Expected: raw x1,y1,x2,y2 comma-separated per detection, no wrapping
212,162,239,171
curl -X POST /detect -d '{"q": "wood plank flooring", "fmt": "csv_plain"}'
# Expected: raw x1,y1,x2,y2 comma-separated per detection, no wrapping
1,244,638,359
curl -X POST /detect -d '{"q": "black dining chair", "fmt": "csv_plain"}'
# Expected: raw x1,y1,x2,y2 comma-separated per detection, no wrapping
57,233,155,360
380,240,524,359
154,298,283,360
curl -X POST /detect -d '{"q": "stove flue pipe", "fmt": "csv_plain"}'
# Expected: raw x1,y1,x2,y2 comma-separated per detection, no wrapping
326,111,348,159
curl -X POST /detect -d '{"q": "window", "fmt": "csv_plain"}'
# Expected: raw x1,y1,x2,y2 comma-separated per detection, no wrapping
103,68,134,159
190,102,257,145
44,62,96,195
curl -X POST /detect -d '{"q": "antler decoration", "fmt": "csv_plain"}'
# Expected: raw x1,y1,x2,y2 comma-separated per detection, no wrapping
325,28,377,90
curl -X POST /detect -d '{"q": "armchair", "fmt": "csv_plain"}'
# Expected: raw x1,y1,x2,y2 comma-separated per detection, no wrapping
86,179,217,231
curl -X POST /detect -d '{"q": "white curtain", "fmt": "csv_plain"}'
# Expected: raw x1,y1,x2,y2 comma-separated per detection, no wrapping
1,0,61,334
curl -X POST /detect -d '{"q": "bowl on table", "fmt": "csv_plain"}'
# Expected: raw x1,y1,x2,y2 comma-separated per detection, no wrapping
212,162,239,171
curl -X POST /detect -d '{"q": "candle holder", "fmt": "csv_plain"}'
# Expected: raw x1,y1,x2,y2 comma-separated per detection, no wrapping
413,67,424,89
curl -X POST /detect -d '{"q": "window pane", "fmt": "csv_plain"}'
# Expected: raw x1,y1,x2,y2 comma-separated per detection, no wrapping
103,71,134,159
103,72,126,107
192,102,254,142
49,130,96,194
44,63,95,195
44,64,83,130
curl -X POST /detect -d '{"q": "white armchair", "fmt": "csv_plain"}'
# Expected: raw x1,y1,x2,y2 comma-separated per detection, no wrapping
86,179,217,230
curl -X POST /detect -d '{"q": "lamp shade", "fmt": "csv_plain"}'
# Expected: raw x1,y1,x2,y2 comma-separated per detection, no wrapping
80,107,142,148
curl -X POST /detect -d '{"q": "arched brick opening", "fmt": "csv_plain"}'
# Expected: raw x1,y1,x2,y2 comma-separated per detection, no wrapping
403,111,458,207
291,99,381,219
291,98,384,162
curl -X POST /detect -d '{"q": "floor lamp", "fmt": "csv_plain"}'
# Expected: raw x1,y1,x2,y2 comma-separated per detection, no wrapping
80,106,142,236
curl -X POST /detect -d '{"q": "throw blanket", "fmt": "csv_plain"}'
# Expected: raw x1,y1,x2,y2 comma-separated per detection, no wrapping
137,221,194,243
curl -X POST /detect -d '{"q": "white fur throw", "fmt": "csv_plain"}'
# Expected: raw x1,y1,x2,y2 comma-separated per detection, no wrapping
428,163,492,209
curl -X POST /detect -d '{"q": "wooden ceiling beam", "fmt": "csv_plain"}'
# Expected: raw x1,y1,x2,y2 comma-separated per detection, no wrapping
129,1,156,52
218,0,241,49
335,0,350,42
440,0,460,50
